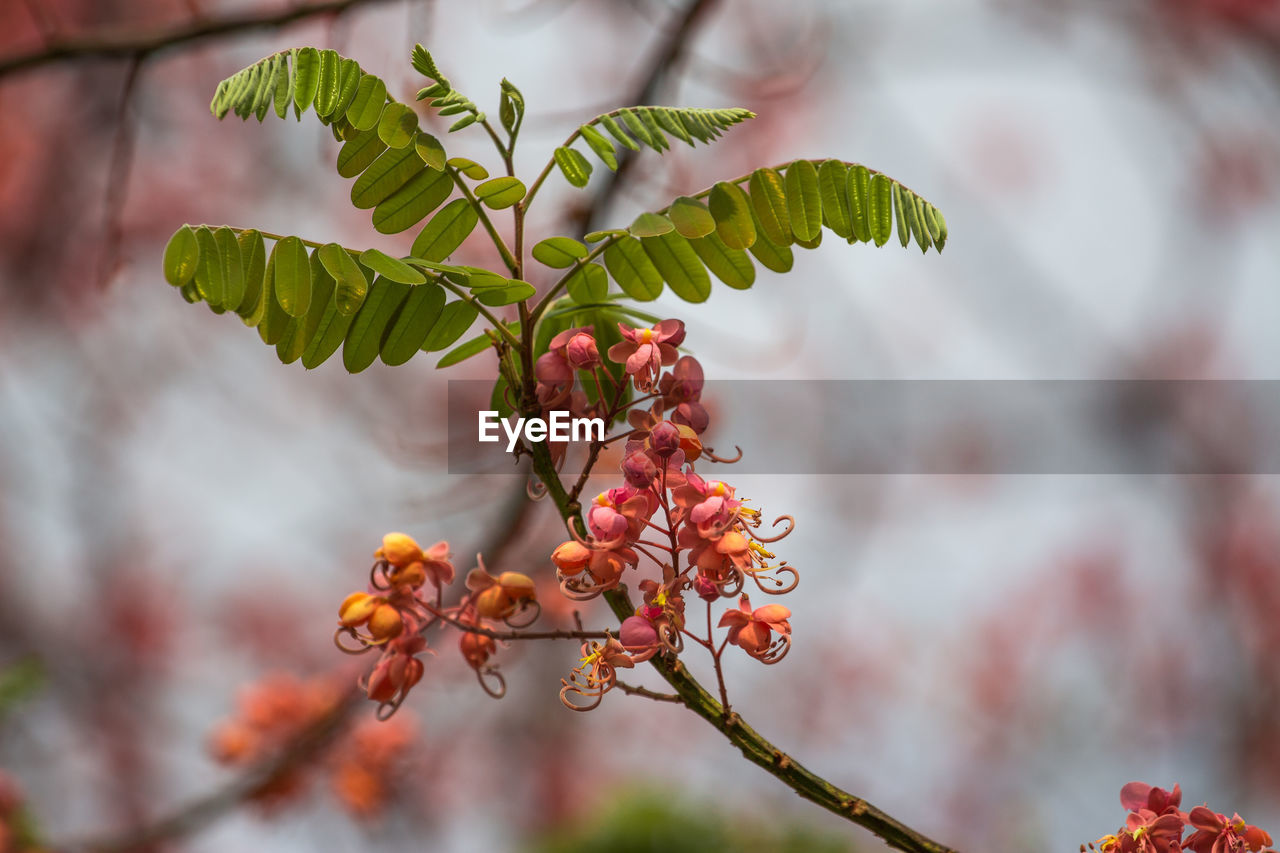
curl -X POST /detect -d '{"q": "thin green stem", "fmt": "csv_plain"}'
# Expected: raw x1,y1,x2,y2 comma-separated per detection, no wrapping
446,167,518,276
435,277,521,347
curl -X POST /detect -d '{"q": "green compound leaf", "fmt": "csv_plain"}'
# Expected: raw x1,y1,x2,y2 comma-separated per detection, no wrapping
784,159,822,242
381,281,446,366
343,277,411,373
475,176,527,210
317,243,369,315
667,196,715,239
641,232,710,303
604,236,663,301
554,146,592,188
163,225,199,287
411,199,478,261
422,300,479,352
269,235,311,317
709,181,756,250
359,248,427,284
532,237,588,269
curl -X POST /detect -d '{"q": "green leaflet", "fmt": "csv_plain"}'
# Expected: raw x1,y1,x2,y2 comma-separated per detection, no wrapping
565,263,608,303
378,102,419,148
598,115,639,151
336,128,388,179
475,280,535,306
620,109,658,149
258,250,293,345
604,236,663,301
381,281,446,366
193,226,225,310
667,196,715,239
415,133,447,171
907,191,930,253
236,229,267,320
629,212,674,238
579,123,617,170
817,160,852,240
301,284,357,369
292,47,320,116
437,327,500,368
360,248,427,284
270,235,311,317
252,57,276,121
277,250,336,364
784,160,821,242
214,226,246,312
641,232,710,303
271,55,292,119
532,237,588,269
314,49,342,118
690,233,755,290
499,78,524,136
746,209,794,273
411,199,478,261
748,168,792,246
929,203,948,250
847,164,871,243
868,173,892,247
351,145,424,209
333,59,362,119
447,157,488,180
422,300,479,351
475,176,526,210
584,229,626,243
709,181,756,250
343,277,411,372
892,182,910,248
163,225,199,287
347,74,388,132
372,166,453,234
554,147,592,188
318,243,369,314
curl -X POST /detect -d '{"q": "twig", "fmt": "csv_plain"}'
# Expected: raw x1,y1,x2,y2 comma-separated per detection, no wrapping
0,0,401,78
96,54,142,291
614,680,682,703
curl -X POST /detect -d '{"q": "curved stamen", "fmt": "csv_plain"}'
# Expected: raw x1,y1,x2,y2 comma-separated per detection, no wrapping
746,514,795,544
369,559,392,590
559,681,604,712
333,627,374,655
476,667,507,699
504,599,541,629
527,475,548,501
751,563,799,595
702,444,744,464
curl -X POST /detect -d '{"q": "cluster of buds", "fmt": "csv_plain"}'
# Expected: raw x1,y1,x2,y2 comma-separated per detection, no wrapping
335,533,537,715
207,672,415,818
545,319,798,708
1086,782,1274,853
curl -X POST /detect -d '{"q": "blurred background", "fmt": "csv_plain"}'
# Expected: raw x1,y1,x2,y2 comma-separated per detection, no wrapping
2,0,1279,850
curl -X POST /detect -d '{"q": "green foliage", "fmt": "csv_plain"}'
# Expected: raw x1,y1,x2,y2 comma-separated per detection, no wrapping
553,106,756,189
185,46,947,377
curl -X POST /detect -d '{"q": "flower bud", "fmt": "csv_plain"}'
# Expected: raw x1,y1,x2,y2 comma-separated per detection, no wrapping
459,631,496,669
649,421,681,456
474,586,513,619
551,541,591,575
377,533,424,568
497,571,537,602
367,604,404,642
619,615,659,650
565,332,601,370
388,561,427,588
339,592,381,627
693,573,720,601
621,450,657,488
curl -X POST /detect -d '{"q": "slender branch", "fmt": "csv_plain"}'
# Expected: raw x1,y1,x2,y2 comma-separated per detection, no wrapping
0,0,400,78
614,680,682,703
446,167,518,276
524,439,959,853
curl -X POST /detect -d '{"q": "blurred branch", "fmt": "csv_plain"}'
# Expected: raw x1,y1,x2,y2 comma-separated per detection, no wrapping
59,686,362,853
577,0,720,234
0,0,400,79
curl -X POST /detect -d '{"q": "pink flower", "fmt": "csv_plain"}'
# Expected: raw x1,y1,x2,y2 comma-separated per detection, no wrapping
621,450,657,488
536,325,595,384
1185,807,1273,853
718,594,791,662
619,615,659,651
660,356,709,434
1121,782,1184,818
606,319,685,391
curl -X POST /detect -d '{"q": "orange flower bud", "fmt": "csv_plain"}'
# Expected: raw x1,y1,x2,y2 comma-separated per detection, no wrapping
376,532,424,568
339,592,381,627
474,586,513,619
551,541,591,574
497,571,536,602
388,561,427,588
459,631,496,669
367,604,404,641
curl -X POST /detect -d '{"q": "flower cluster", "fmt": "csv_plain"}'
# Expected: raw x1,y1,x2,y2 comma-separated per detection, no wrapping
207,671,413,817
1086,782,1274,853
335,533,537,715
544,319,799,709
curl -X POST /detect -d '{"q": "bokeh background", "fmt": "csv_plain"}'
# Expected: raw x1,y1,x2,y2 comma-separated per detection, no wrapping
2,0,1279,850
